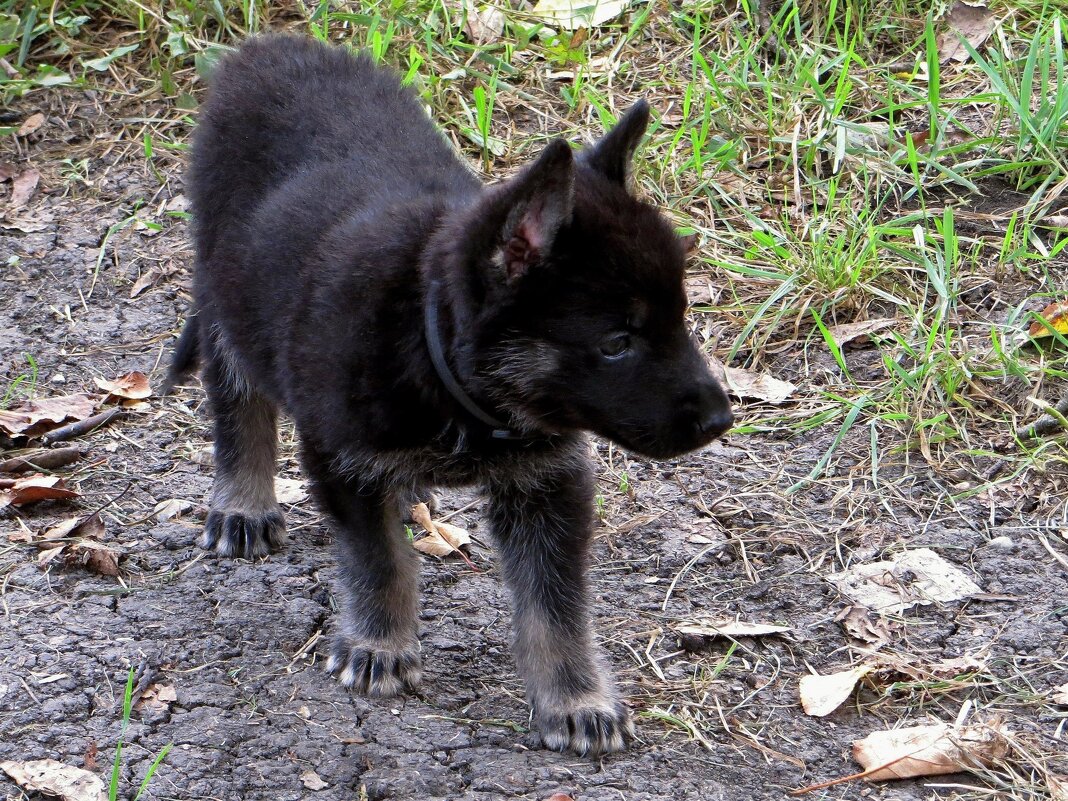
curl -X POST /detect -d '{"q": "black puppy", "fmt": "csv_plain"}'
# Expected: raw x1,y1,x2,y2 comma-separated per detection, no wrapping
169,34,732,756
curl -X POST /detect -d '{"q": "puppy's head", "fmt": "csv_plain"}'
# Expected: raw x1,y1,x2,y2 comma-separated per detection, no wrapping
439,102,733,459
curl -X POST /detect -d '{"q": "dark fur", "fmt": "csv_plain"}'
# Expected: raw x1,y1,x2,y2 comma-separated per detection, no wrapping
174,34,732,756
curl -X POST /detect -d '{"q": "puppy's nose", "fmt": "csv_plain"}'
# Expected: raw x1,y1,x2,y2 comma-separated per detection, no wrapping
698,407,734,437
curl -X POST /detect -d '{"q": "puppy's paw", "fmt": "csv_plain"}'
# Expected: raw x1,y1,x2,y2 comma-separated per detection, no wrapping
201,508,286,558
535,695,634,756
326,636,422,697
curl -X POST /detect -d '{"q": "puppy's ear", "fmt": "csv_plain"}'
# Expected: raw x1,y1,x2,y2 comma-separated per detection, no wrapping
580,100,651,187
498,138,574,282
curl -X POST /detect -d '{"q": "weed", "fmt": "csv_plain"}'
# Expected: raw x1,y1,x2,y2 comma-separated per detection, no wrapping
110,667,171,801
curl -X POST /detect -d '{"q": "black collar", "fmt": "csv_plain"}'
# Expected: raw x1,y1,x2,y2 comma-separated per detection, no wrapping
423,279,526,440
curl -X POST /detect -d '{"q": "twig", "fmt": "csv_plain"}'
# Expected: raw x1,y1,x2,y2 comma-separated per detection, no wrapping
42,408,124,444
1016,394,1068,439
0,446,86,474
1036,532,1068,573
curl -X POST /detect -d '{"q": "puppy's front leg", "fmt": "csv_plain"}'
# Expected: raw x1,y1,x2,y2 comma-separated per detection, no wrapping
301,441,422,697
488,459,633,756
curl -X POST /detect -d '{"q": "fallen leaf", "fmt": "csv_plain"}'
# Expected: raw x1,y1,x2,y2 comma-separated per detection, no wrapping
0,394,96,438
42,517,85,540
676,618,791,639
129,268,162,298
0,162,16,182
938,2,996,64
94,371,151,400
0,474,78,509
410,502,472,558
300,769,329,791
722,365,796,404
546,795,576,801
459,0,504,42
154,498,192,521
136,683,177,714
530,0,632,29
1051,683,1068,705
190,445,214,466
9,168,40,209
77,540,121,576
1040,214,1068,229
925,654,988,678
853,719,1010,781
83,742,98,771
0,758,105,801
800,665,873,716
38,544,66,567
17,112,45,136
274,477,308,505
685,276,713,305
828,318,896,348
838,606,893,646
1027,301,1068,338
40,513,104,542
826,548,981,614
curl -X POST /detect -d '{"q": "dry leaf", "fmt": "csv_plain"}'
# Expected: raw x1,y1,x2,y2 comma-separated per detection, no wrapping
853,719,1010,781
546,795,576,801
828,318,896,348
38,544,66,567
826,548,981,614
1027,301,1068,338
136,683,177,714
1051,683,1068,705
685,275,716,305
94,371,151,400
42,517,85,540
39,513,104,543
676,617,791,639
300,770,329,791
938,2,996,63
410,502,472,558
530,0,632,29
838,606,893,646
800,665,872,716
0,394,96,438
274,477,308,505
722,365,796,404
1040,214,1068,229
77,540,120,576
17,112,46,136
0,474,78,509
459,0,504,42
9,168,40,209
0,758,105,801
129,268,162,298
154,498,192,521
0,162,16,182
190,445,214,466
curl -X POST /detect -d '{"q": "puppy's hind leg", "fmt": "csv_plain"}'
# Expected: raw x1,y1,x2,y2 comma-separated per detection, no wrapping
201,342,285,559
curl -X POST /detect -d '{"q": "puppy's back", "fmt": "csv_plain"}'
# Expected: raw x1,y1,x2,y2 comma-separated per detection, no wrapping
190,34,470,257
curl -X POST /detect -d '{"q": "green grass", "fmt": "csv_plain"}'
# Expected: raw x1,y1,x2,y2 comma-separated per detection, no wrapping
110,667,171,801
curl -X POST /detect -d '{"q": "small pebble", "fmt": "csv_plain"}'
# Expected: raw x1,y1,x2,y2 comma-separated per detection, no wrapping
987,535,1014,551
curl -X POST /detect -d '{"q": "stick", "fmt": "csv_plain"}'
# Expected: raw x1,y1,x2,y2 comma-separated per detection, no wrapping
0,446,86,473
1016,394,1068,439
42,408,124,444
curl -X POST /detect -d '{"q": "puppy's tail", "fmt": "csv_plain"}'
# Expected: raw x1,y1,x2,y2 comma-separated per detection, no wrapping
162,313,200,394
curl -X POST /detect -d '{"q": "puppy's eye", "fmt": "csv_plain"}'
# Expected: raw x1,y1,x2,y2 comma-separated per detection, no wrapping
600,333,631,359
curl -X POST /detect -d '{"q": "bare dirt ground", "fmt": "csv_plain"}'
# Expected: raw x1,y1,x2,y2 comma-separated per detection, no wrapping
2,83,1067,801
